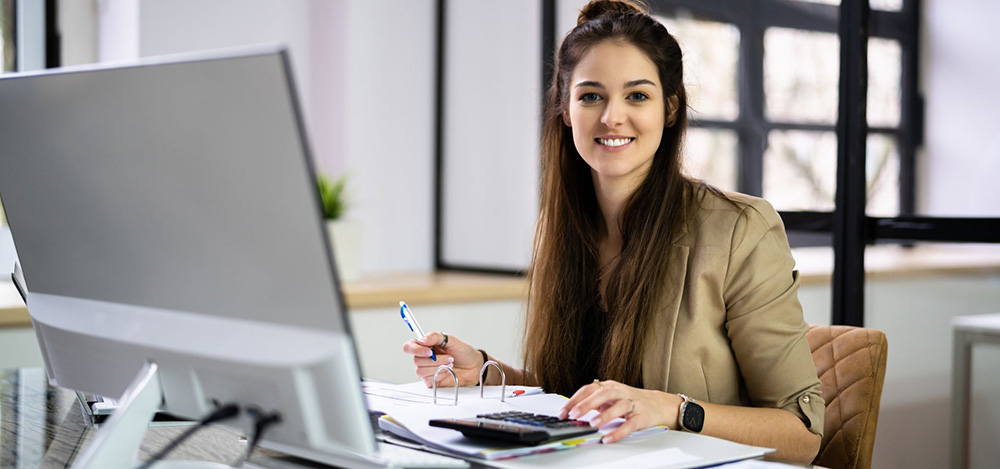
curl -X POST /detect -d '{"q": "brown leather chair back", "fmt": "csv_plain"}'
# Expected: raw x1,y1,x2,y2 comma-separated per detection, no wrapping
806,325,888,469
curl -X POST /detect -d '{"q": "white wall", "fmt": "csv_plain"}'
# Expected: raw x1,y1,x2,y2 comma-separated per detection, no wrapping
342,0,436,273
920,0,1000,216
440,0,541,271
103,0,433,274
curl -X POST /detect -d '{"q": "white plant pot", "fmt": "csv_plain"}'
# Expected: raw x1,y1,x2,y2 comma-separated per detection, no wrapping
326,218,362,283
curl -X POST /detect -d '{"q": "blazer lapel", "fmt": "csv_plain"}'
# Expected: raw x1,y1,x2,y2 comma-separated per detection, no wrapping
641,243,689,391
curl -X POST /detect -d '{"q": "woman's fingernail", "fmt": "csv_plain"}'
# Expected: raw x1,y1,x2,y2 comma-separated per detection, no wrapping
447,357,455,364
418,335,429,343
568,409,579,419
602,436,612,444
590,418,601,427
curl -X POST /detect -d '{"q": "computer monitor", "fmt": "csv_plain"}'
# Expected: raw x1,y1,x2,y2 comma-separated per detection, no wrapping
0,47,388,468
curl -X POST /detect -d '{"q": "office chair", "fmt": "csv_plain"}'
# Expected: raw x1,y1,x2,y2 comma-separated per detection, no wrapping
806,325,888,469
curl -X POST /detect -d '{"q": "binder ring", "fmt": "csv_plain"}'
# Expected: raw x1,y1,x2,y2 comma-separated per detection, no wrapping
478,360,506,402
432,365,459,406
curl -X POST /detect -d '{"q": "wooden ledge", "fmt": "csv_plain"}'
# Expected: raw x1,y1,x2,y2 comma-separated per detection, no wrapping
0,281,28,328
0,272,527,328
2,244,999,328
342,271,526,309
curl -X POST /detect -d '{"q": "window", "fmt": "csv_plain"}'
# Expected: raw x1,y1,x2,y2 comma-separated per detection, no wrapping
656,16,740,191
648,0,920,243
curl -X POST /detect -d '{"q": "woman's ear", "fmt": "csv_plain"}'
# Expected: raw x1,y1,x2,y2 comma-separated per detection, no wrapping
665,95,679,128
562,109,572,127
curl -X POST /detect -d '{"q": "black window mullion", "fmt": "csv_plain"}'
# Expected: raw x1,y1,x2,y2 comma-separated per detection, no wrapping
832,0,871,327
897,0,922,217
760,0,838,33
44,0,58,68
738,0,765,197
766,122,836,133
689,119,742,131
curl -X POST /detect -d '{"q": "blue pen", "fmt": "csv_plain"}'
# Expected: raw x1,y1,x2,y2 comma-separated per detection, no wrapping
400,301,436,361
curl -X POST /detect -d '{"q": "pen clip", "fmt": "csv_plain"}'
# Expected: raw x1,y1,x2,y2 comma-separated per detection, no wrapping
400,304,415,332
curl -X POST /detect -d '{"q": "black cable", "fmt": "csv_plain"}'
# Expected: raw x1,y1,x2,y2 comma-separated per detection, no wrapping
230,407,282,468
136,403,240,469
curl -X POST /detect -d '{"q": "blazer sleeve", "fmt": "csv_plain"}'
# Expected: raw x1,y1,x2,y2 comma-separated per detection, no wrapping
722,198,825,436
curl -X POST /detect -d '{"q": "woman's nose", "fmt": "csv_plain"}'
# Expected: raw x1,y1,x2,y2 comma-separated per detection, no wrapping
601,100,625,128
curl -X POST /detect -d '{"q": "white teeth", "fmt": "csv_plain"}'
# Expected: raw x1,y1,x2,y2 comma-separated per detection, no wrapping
598,138,632,147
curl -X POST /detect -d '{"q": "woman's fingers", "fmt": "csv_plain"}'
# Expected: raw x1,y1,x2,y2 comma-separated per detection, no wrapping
602,417,640,444
418,331,446,348
559,380,604,418
403,331,447,356
413,354,455,367
566,381,623,419
402,339,435,358
589,397,632,428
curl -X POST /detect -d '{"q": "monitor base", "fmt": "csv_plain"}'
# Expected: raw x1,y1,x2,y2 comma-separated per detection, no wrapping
71,362,233,469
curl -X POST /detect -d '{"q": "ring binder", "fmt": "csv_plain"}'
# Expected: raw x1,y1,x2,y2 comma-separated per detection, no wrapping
429,360,508,405
433,366,459,406
479,360,506,402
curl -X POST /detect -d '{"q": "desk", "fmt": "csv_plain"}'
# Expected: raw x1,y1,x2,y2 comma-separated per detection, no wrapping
950,313,1000,469
2,367,825,469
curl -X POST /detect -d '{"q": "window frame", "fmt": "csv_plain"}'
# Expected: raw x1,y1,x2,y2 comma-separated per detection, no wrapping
648,0,919,227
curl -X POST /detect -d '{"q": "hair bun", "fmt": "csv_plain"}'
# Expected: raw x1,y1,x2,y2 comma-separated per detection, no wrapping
577,0,646,26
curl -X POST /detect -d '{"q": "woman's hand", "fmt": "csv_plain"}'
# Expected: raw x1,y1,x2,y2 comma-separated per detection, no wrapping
559,380,684,444
402,332,485,387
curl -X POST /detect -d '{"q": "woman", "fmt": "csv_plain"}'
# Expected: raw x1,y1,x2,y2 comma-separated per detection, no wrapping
402,0,824,463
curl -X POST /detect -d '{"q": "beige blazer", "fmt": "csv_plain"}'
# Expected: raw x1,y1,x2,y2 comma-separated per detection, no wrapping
641,186,825,436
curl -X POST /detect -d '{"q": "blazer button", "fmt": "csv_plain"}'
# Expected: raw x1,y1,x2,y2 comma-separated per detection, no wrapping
802,395,810,403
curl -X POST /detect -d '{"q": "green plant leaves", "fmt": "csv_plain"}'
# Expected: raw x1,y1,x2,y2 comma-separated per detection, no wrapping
317,174,348,220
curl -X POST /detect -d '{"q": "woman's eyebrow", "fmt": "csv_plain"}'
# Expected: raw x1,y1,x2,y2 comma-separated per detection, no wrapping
574,80,605,89
625,79,656,88
573,79,657,89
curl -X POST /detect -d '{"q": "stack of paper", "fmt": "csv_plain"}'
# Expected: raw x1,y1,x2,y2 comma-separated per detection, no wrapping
363,381,774,468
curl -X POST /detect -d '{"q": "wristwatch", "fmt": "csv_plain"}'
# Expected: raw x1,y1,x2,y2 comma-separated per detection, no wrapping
677,394,705,433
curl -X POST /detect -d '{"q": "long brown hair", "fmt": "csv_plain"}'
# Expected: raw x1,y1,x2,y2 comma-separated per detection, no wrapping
524,0,697,395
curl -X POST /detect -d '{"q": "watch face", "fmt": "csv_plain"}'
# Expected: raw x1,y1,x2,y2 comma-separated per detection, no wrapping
682,402,705,433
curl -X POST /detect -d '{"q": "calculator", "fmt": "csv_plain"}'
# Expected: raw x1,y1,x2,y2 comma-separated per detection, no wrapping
429,411,598,446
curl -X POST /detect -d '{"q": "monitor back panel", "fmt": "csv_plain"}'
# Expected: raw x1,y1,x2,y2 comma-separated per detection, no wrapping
0,51,345,332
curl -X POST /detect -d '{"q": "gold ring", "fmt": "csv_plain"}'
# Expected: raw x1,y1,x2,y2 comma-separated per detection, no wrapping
593,379,602,389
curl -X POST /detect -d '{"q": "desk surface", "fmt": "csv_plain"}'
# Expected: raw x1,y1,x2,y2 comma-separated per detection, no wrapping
952,312,1000,334
1,368,825,469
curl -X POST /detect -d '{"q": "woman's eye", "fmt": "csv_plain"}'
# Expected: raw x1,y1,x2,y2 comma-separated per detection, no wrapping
628,92,649,102
580,93,601,103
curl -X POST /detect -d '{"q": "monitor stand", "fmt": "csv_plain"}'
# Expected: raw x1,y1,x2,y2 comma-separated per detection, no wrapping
71,362,233,469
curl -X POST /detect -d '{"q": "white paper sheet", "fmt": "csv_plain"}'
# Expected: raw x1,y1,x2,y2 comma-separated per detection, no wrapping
570,447,701,469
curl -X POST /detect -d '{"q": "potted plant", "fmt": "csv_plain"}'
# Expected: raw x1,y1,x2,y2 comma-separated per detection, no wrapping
317,174,362,282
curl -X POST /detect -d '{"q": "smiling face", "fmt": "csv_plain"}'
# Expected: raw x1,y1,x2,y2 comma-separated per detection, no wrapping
565,40,667,190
